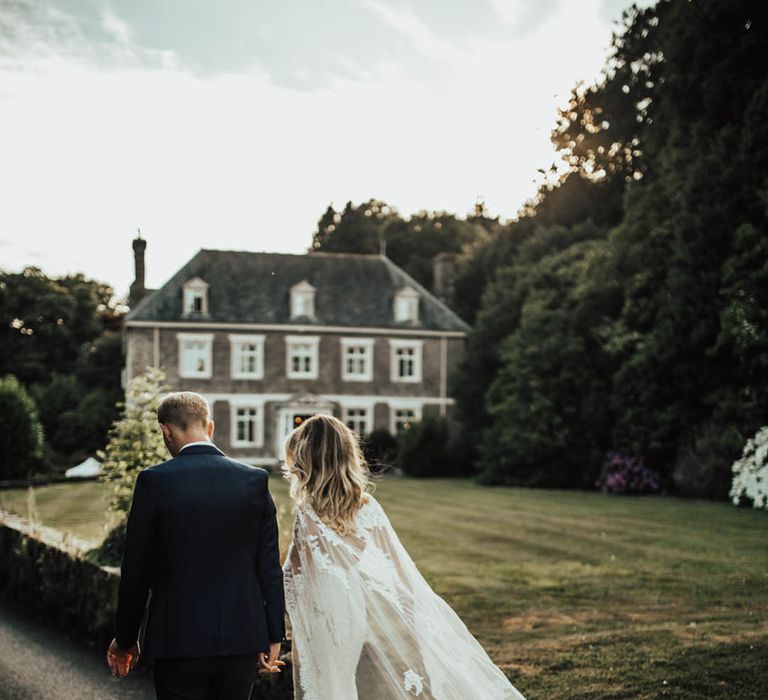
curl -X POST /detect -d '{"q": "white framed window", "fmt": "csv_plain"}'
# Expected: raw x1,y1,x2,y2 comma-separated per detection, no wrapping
343,406,372,437
231,404,264,448
390,405,421,434
340,338,374,382
290,280,316,320
286,335,320,379
229,334,265,379
389,339,423,383
177,333,213,379
394,286,419,323
183,277,209,315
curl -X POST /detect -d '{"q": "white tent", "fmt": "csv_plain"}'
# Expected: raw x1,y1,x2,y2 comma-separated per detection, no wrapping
65,456,103,478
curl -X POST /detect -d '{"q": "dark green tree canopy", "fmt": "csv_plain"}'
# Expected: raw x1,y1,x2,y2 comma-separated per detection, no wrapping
0,267,117,386
459,0,768,491
0,375,44,478
0,267,124,463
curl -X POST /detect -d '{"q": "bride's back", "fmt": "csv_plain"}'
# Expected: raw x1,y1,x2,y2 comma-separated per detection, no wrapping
281,421,526,700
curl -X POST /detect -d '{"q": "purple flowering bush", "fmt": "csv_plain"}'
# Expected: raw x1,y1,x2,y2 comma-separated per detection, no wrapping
597,451,662,494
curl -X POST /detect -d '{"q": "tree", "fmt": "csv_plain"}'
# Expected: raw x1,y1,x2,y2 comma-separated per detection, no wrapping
383,211,487,294
475,232,614,487
311,200,397,254
717,214,768,419
0,267,116,386
0,267,125,462
310,200,490,303
454,220,612,458
466,0,768,495
551,4,660,183
0,375,43,478
397,415,472,478
595,1,768,479
99,368,168,514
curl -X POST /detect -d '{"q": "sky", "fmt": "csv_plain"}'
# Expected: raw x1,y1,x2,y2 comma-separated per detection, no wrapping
0,0,653,297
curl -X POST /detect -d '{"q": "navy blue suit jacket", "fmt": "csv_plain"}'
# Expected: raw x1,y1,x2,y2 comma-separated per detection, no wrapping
114,444,285,661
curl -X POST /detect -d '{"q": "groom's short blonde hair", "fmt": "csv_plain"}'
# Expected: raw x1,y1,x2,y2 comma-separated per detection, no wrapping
157,392,210,430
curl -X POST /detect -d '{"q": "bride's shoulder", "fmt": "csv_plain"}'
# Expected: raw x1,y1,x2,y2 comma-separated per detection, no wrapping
356,492,389,529
360,492,381,508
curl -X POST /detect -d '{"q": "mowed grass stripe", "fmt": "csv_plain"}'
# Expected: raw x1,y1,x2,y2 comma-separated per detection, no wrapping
375,483,764,581
375,482,766,589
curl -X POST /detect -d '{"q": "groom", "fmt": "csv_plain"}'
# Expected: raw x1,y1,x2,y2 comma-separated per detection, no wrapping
106,391,285,699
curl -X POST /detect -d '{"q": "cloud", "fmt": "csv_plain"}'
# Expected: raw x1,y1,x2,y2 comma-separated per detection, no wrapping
364,1,466,66
101,6,132,45
485,0,563,33
0,0,178,71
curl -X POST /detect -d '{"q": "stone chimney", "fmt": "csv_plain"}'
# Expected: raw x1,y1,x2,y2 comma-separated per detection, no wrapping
129,233,147,307
432,252,456,305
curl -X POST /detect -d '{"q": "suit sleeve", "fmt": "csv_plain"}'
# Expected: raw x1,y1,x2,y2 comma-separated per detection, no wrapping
115,469,154,649
256,483,285,644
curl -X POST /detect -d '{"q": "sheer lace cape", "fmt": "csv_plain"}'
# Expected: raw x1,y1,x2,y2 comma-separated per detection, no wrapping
283,494,526,700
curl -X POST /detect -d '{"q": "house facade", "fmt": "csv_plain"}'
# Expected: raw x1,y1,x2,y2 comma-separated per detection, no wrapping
124,241,470,467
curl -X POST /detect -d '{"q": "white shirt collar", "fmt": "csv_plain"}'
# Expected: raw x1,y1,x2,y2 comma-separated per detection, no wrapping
178,440,217,453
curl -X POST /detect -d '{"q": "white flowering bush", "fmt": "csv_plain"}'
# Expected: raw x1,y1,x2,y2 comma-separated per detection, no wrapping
730,426,768,510
98,367,168,515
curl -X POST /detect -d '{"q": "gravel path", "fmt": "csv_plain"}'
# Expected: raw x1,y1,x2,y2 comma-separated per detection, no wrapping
0,598,154,700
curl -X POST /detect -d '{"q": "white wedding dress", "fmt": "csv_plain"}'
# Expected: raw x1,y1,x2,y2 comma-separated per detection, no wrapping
283,494,526,700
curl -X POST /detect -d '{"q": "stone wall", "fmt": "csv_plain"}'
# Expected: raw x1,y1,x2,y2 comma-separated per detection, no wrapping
0,511,293,699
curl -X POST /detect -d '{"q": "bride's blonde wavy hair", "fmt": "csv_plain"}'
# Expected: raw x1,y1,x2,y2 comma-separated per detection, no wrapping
282,414,371,535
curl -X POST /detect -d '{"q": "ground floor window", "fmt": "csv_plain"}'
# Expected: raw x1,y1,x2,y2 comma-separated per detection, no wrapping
392,407,419,434
343,407,371,437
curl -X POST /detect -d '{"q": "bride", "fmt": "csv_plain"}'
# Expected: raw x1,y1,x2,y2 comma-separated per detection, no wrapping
281,414,526,700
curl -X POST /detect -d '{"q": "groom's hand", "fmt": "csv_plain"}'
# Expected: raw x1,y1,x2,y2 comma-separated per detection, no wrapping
106,638,140,677
258,642,285,674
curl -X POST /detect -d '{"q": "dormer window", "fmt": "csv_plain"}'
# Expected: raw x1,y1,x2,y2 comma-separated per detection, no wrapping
290,280,316,320
183,277,209,316
394,286,419,323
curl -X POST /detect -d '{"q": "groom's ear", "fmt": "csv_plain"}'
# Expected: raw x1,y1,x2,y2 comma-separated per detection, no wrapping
159,422,172,441
207,419,215,439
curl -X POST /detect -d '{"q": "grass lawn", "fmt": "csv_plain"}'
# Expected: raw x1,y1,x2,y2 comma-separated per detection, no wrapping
2,477,767,699
0,480,114,543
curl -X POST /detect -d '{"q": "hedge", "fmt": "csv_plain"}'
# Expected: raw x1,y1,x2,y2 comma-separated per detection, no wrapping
0,512,293,699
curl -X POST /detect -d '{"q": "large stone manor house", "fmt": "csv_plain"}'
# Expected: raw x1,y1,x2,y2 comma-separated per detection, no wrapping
124,237,469,467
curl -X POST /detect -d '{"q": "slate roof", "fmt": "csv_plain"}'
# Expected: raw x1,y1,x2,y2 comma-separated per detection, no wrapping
126,250,470,333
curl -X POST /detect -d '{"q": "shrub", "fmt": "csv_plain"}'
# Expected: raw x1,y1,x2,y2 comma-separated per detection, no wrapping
596,451,662,494
361,429,399,473
30,374,80,439
56,387,115,455
32,375,117,458
730,426,768,510
0,375,44,478
672,422,743,500
476,307,610,488
397,415,469,478
99,368,168,514
89,518,127,567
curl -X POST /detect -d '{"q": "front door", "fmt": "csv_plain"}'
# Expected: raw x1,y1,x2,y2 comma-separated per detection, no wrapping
276,407,333,459
292,413,314,430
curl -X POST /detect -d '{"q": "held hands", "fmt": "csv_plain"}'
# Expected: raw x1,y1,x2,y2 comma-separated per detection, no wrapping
258,642,285,674
106,639,140,678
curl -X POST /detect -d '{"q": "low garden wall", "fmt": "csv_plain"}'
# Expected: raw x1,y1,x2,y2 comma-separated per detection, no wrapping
0,511,293,699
